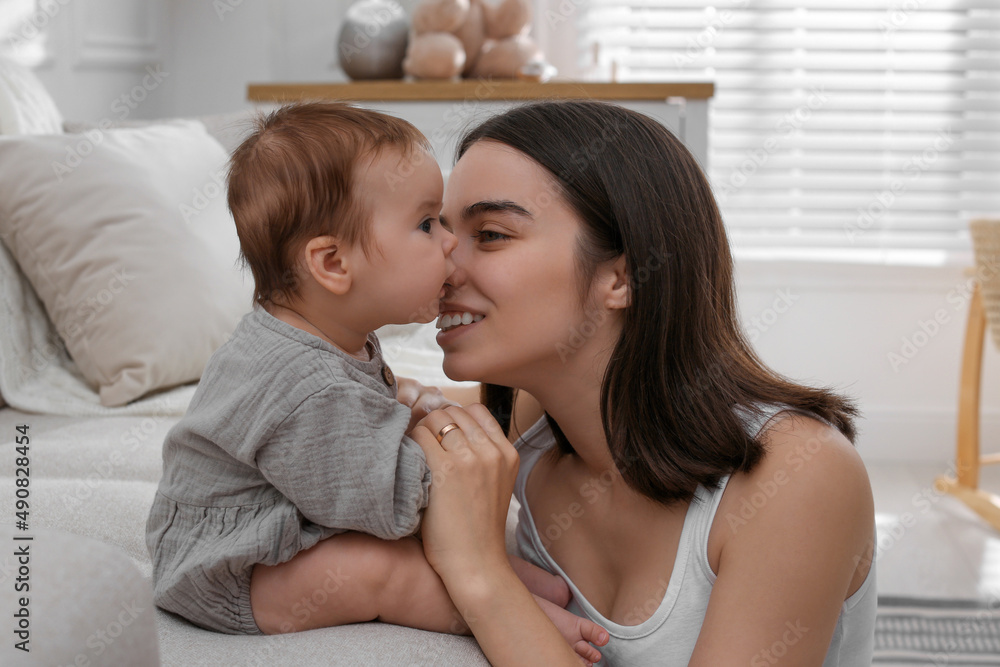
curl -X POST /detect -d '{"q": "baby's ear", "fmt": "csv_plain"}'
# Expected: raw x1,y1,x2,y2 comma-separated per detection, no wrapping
304,235,352,296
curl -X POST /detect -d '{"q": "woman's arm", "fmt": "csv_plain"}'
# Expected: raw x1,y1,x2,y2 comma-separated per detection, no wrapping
444,559,590,666
688,414,875,666
410,404,584,666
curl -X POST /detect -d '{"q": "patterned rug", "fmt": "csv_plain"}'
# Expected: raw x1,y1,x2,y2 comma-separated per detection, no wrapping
874,596,1000,665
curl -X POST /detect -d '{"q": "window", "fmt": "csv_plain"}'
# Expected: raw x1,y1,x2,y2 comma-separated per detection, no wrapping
580,0,1000,254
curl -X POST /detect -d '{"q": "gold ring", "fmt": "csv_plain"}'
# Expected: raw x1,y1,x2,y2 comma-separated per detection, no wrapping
436,423,460,443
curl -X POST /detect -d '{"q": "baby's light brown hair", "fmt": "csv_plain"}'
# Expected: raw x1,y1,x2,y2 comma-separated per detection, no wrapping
227,101,431,306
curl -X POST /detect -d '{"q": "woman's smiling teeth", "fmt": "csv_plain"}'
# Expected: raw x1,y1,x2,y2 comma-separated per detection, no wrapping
436,312,485,331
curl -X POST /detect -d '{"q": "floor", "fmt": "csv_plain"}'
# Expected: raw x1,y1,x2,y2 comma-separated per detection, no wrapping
866,459,1000,604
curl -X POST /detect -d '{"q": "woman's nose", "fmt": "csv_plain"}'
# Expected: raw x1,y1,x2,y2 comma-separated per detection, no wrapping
442,227,458,256
443,242,467,289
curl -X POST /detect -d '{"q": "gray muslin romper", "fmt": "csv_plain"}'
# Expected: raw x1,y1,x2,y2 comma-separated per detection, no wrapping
145,306,432,634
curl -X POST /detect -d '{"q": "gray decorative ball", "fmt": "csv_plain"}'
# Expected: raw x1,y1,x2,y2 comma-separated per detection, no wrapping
337,0,410,80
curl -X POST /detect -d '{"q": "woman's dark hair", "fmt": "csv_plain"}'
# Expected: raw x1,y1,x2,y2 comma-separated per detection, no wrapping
457,99,858,506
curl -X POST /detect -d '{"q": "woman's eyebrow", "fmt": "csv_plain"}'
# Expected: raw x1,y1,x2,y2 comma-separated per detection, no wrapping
462,200,533,221
440,200,532,230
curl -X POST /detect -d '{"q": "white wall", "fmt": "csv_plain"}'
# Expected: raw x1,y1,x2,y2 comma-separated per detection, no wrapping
5,0,174,121
6,0,353,121
737,257,1000,465
5,0,996,465
11,0,580,121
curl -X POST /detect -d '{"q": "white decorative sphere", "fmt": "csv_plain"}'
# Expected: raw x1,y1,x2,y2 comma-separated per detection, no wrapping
337,0,410,80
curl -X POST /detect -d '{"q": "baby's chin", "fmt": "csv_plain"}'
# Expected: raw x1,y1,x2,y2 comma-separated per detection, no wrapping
410,312,438,325
405,297,444,325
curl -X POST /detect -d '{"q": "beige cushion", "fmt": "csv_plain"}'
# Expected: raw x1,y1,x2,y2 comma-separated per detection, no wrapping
63,109,260,156
0,121,252,407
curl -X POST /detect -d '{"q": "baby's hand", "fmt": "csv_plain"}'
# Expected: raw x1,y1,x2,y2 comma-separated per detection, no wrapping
396,377,460,434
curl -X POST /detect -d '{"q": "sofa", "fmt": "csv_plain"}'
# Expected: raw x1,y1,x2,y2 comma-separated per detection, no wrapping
0,57,519,666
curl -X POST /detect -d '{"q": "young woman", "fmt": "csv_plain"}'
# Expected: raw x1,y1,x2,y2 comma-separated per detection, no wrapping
412,99,877,666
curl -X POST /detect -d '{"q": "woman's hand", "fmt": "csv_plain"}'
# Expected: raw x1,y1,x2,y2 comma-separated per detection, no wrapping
409,404,519,581
410,405,583,666
395,376,460,435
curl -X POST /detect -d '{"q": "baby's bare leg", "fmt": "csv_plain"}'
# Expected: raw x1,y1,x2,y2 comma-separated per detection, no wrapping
251,532,607,663
533,595,609,666
508,554,571,607
250,531,468,635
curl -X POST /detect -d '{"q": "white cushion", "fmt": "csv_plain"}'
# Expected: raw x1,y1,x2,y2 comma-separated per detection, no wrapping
0,56,63,135
0,524,161,666
0,121,252,407
0,407,513,665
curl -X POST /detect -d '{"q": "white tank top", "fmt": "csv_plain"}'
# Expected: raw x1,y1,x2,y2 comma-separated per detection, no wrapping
513,406,877,666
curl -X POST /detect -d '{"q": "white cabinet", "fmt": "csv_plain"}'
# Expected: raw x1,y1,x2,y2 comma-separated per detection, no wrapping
248,81,713,172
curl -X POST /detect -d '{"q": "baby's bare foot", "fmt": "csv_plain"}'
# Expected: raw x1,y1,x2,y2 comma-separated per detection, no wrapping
533,594,609,665
509,555,572,607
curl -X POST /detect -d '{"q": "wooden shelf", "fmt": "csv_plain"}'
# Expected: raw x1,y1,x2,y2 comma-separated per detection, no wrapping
247,80,715,103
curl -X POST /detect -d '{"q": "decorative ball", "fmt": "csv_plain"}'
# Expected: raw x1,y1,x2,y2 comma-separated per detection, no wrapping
337,0,410,80
403,33,466,80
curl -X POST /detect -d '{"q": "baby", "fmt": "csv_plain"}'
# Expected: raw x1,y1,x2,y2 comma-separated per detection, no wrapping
145,101,607,662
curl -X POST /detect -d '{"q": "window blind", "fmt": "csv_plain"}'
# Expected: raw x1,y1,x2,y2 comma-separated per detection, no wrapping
579,0,1000,252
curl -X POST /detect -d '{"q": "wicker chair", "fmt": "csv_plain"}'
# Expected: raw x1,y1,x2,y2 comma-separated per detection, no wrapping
936,219,1000,532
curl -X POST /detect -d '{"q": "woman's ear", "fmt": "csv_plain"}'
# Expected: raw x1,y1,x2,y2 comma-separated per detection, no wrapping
603,255,630,310
304,236,353,296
